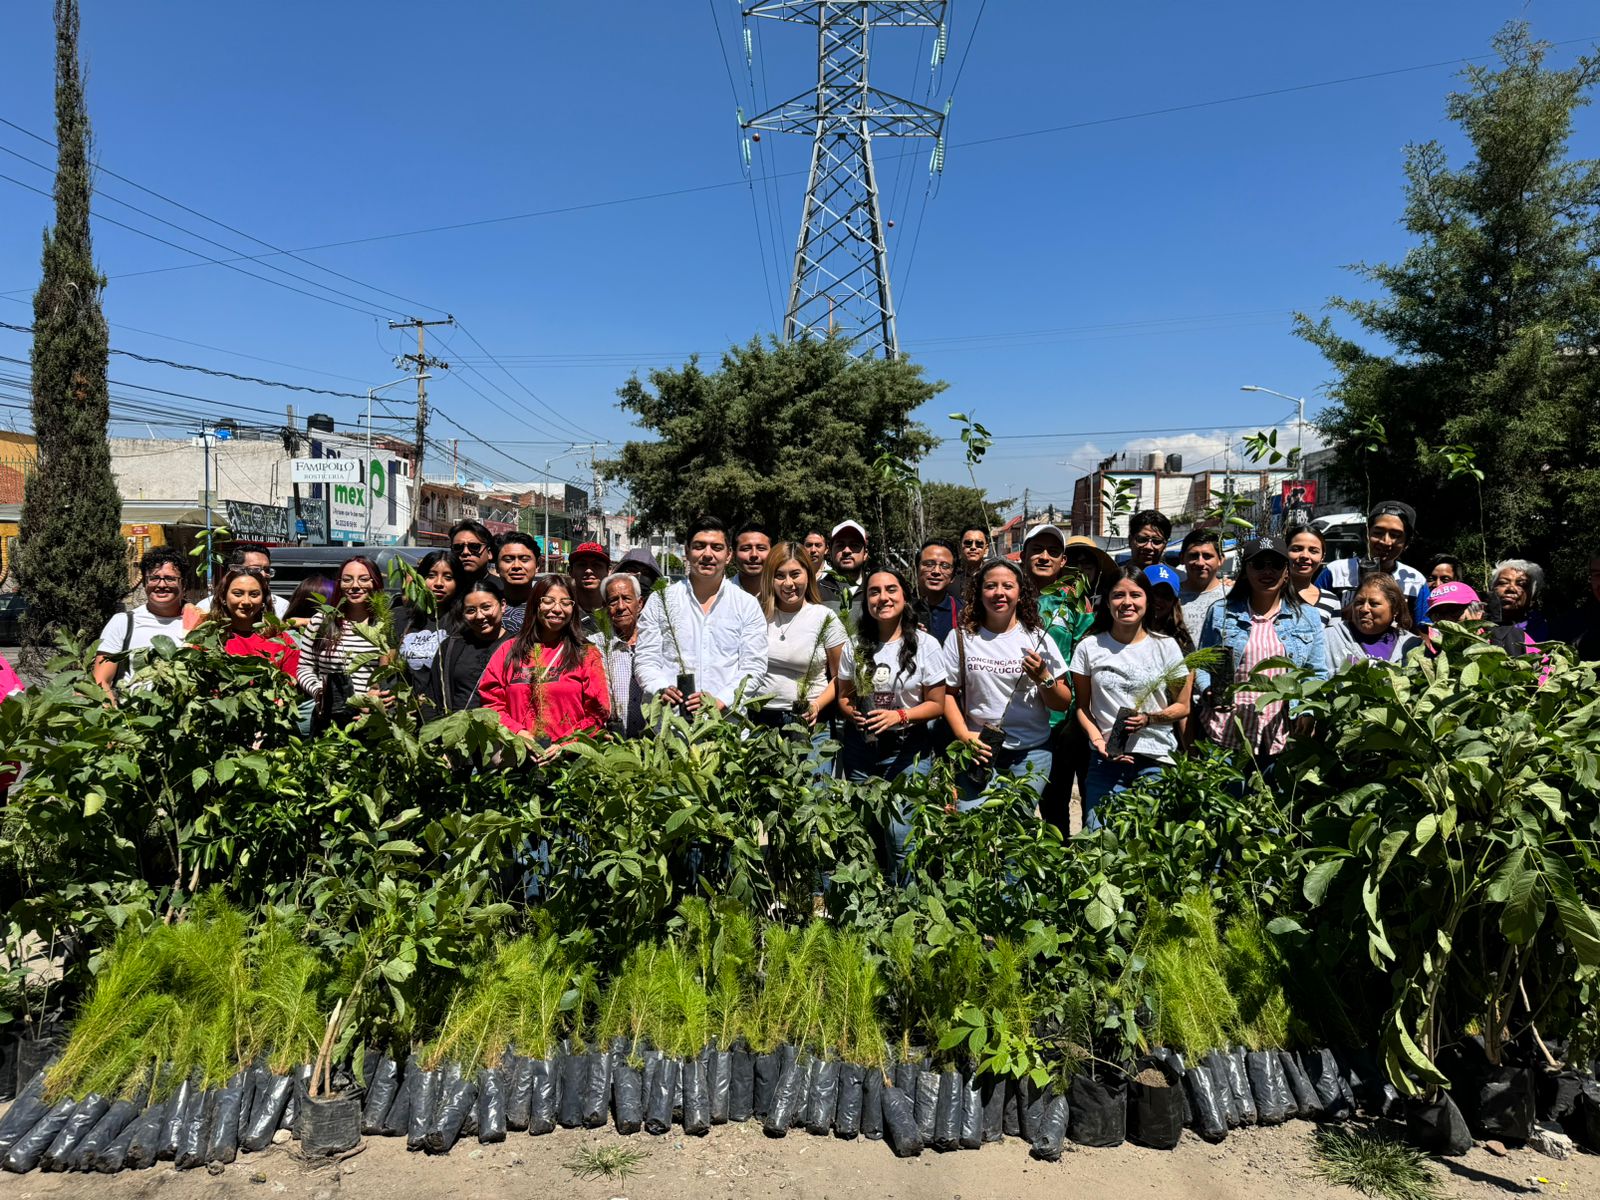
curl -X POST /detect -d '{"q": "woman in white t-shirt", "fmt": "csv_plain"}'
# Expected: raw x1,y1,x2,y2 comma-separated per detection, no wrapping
942,559,1072,812
755,542,846,740
1068,566,1192,831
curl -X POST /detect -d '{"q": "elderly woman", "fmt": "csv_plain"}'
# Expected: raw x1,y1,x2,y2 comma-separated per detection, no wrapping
1490,559,1549,641
590,571,647,736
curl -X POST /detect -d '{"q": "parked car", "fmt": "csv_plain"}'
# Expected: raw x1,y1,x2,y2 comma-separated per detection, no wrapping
1312,513,1367,562
265,546,433,598
0,592,24,644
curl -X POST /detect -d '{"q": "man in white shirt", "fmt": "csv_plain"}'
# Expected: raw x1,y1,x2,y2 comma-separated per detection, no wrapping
635,515,768,714
93,547,194,696
193,542,290,620
1317,500,1431,624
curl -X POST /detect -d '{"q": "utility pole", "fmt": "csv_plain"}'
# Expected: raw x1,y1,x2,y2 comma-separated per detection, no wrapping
388,315,453,544
743,2,949,360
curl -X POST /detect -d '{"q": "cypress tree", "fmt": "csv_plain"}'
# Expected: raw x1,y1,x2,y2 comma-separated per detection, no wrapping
17,0,127,657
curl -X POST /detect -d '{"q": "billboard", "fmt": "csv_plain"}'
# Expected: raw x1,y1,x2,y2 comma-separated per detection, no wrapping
305,437,412,545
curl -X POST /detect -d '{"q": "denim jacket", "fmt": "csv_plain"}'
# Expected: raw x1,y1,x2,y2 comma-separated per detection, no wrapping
1195,597,1331,699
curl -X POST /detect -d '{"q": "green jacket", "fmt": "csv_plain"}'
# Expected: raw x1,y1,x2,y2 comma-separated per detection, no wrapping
1036,576,1095,727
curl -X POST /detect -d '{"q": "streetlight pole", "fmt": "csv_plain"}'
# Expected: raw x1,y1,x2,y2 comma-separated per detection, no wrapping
542,447,587,564
1239,384,1307,463
365,376,414,544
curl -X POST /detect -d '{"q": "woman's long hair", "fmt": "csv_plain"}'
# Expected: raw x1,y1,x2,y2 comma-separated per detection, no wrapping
1088,566,1153,637
760,542,822,619
853,567,921,678
408,550,463,634
510,573,592,677
208,565,273,627
959,559,1042,634
285,574,335,622
317,556,382,649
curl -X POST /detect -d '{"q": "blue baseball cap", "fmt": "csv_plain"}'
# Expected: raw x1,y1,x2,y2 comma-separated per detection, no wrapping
1143,563,1181,595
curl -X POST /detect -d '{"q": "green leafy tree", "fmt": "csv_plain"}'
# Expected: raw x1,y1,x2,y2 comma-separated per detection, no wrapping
1297,24,1600,596
17,0,126,657
603,336,940,544
920,481,1014,544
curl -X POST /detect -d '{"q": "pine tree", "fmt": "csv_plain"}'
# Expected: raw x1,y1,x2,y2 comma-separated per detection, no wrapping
1298,24,1600,598
17,0,127,657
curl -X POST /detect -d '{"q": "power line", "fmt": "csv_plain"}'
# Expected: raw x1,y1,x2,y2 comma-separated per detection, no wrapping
445,321,605,442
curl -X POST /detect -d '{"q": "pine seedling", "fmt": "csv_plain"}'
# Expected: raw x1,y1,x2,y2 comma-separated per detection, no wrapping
651,944,710,1059
1222,907,1293,1050
596,945,662,1060
1147,893,1239,1056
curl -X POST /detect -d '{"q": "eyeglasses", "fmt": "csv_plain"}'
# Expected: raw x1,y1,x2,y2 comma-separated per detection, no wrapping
339,576,373,587
453,541,488,555
1131,535,1166,547
918,560,953,572
146,574,182,585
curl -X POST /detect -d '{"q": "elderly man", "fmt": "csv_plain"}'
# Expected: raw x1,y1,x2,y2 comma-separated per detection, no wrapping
591,571,647,736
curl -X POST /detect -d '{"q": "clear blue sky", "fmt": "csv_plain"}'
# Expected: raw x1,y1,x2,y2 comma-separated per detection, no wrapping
0,2,1594,522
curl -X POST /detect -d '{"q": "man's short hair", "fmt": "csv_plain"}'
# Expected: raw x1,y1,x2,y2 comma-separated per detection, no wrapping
1130,509,1172,540
448,519,494,546
139,546,187,582
1180,528,1222,555
228,541,270,566
685,515,729,545
735,521,771,542
496,531,542,561
959,525,989,543
919,538,957,560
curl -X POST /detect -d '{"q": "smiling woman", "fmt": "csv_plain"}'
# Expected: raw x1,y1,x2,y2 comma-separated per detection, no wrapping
295,555,391,731
91,546,197,698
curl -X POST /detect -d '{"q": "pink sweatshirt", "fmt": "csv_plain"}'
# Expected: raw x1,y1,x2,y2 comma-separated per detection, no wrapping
477,639,611,741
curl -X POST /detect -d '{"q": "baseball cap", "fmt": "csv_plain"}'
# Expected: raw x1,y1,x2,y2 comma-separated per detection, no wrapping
1022,523,1067,550
1428,581,1481,611
570,542,611,564
1143,563,1181,594
1369,500,1417,534
1240,535,1289,563
830,520,867,541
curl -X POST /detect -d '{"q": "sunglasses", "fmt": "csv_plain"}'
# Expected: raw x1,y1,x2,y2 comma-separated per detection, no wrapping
453,541,489,555
1247,557,1288,571
961,539,987,548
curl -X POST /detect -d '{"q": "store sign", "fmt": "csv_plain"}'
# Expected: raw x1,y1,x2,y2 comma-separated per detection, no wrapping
306,438,412,546
291,457,359,484
225,500,326,544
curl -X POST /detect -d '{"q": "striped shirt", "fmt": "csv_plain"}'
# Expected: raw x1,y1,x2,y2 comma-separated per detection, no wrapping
1202,603,1290,756
295,615,382,698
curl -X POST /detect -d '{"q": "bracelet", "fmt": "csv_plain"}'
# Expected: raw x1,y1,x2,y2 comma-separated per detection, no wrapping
896,708,909,725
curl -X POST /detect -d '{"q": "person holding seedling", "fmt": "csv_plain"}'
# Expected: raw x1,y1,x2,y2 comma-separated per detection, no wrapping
393,550,462,695
754,541,845,735
1071,566,1190,829
943,558,1071,812
205,564,298,676
591,571,648,737
295,555,394,731
428,575,513,717
478,573,609,763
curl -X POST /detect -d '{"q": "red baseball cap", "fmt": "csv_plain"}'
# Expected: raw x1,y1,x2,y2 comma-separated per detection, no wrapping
570,542,610,564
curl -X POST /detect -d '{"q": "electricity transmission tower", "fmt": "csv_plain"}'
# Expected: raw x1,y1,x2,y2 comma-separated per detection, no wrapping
744,2,948,360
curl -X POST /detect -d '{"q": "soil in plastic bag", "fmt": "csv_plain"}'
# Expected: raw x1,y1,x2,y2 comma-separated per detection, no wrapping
1203,1052,1239,1127
92,1110,141,1173
645,1056,680,1136
1405,1092,1472,1157
281,1065,312,1133
763,1057,803,1137
1570,1080,1600,1154
40,1092,107,1171
612,1056,644,1135
1224,1047,1257,1125
3,1095,76,1173
581,1051,611,1129
476,1067,506,1144
557,1052,586,1129
361,1056,400,1134
932,1070,962,1151
1470,1065,1537,1142
159,1076,194,1160
1185,1064,1228,1143
301,1094,362,1157
243,1073,292,1151
728,1044,755,1123
1003,1077,1021,1138
1246,1050,1290,1126
528,1058,558,1135
1278,1050,1320,1118
1017,1075,1048,1144
73,1098,137,1170
505,1056,534,1132
1539,1069,1584,1124
406,1068,441,1151
959,1073,983,1150
424,1073,477,1154
833,1063,864,1139
682,1056,711,1136
204,1073,246,1165
1068,1072,1127,1148
1129,1057,1184,1150
1030,1092,1070,1162
893,1058,917,1095
914,1069,940,1145
980,1074,1005,1143
123,1095,171,1170
753,1049,781,1119
860,1068,884,1141
879,1084,923,1157
0,1071,48,1159
14,1026,62,1097
804,1059,839,1137
234,1067,259,1147
1306,1049,1351,1119
174,1086,214,1170
709,1047,732,1125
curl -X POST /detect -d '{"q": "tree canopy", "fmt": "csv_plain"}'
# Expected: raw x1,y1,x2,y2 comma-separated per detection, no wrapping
1299,24,1600,597
602,336,942,547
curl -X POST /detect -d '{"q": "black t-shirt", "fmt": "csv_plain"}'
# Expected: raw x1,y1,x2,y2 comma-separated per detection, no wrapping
429,631,513,714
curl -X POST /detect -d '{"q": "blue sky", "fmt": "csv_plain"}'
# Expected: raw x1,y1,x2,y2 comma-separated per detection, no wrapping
0,2,1595,523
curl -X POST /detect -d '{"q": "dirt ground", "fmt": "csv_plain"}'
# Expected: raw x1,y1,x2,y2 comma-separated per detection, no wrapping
0,1118,1594,1200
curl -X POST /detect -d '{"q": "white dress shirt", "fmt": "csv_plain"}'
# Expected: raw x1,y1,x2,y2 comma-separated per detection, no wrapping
634,577,769,707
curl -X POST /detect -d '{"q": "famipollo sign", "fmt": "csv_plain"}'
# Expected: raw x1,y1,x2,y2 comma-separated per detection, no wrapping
290,458,359,485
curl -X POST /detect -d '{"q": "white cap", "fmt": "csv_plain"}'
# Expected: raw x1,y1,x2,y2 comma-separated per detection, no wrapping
1022,523,1067,548
830,519,867,541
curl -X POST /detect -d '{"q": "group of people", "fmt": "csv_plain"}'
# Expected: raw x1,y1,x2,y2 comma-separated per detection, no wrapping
74,496,1596,869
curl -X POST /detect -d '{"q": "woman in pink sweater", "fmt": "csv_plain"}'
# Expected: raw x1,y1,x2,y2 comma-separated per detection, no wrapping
478,573,610,762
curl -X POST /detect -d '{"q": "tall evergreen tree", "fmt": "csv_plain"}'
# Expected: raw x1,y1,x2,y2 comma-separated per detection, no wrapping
1299,24,1600,597
18,0,126,656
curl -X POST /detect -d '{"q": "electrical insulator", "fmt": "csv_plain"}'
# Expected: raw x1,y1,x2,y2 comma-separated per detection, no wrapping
743,138,752,168
932,22,947,68
743,25,753,64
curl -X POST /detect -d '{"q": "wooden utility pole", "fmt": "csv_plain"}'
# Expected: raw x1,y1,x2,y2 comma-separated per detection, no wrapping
388,316,452,543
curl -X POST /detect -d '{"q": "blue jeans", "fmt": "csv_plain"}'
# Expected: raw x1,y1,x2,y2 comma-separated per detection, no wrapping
955,746,1051,813
840,728,932,882
1083,751,1165,831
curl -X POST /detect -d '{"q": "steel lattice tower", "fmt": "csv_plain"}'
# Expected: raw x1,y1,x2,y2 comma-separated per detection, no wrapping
744,2,948,360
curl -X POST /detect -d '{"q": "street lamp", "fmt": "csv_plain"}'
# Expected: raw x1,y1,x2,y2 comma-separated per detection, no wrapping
1239,384,1307,463
365,376,414,543
542,447,586,564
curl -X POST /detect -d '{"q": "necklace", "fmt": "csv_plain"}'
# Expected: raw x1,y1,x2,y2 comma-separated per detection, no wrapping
774,606,802,640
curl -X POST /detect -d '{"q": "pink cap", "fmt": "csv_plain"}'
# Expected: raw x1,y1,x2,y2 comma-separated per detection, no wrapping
1428,581,1480,610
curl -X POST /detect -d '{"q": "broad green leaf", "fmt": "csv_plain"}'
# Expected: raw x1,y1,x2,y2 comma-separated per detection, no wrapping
1303,858,1346,906
1376,830,1408,880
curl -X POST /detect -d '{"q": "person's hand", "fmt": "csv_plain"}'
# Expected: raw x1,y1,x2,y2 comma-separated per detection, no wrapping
659,686,684,707
1090,735,1109,758
962,730,993,763
1022,648,1049,683
366,687,394,709
535,741,563,766
686,691,724,715
843,703,868,728
803,702,822,727
863,708,904,735
1122,712,1150,733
